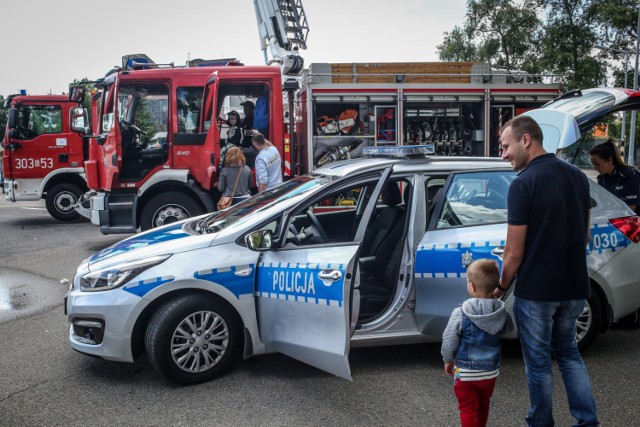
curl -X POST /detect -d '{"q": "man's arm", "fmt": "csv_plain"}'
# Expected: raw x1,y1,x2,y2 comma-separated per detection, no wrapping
255,155,268,192
494,224,527,297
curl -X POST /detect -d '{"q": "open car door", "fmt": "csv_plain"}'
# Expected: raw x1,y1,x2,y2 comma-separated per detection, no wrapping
98,77,122,190
255,168,392,380
257,246,359,380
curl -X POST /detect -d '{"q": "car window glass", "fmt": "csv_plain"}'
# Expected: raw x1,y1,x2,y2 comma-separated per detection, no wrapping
436,171,516,228
203,175,332,234
285,182,378,247
177,87,204,134
15,105,62,140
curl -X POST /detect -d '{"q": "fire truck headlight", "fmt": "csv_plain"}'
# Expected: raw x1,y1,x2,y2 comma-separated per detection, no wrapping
80,255,171,292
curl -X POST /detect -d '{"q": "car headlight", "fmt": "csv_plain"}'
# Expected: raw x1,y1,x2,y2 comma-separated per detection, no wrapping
80,255,171,292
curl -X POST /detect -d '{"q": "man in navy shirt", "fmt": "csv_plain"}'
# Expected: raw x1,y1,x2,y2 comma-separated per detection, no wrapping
494,115,599,427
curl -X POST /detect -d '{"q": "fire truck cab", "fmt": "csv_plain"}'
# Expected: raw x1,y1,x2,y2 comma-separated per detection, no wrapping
73,60,284,234
2,94,88,221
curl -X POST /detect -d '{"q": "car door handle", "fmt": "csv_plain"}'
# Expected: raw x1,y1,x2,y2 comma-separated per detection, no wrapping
491,246,505,256
318,270,342,281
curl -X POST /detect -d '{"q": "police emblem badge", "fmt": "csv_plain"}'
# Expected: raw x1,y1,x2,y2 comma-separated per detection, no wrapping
461,250,474,268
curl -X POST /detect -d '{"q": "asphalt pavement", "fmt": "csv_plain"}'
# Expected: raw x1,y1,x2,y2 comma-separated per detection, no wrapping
0,194,638,427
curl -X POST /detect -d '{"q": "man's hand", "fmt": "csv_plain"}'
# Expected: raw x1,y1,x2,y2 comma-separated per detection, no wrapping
444,361,455,376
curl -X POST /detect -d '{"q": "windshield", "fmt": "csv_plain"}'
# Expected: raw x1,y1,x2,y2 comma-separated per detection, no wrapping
201,175,333,234
543,90,616,124
14,105,62,139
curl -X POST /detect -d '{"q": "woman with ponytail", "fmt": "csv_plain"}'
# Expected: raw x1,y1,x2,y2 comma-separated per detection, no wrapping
590,138,639,214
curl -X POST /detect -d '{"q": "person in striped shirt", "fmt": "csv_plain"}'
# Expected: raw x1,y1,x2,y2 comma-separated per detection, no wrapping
441,259,513,427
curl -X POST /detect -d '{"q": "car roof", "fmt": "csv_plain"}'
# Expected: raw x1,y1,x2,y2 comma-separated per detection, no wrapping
313,156,512,178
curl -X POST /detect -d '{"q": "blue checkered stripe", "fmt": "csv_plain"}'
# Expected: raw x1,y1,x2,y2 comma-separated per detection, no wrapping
124,276,175,297
587,223,630,255
194,265,255,298
415,240,504,278
256,262,345,307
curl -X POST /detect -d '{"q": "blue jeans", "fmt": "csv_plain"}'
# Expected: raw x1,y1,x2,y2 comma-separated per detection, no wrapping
514,297,599,427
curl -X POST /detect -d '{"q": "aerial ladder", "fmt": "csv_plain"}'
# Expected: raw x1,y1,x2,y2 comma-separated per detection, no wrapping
252,0,310,175
253,0,309,76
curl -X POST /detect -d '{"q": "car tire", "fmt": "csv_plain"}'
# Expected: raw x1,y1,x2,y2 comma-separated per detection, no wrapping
145,294,242,385
140,192,204,231
577,288,602,352
45,183,83,221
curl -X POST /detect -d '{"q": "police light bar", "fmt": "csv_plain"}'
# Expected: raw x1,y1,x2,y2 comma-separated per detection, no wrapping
362,145,435,158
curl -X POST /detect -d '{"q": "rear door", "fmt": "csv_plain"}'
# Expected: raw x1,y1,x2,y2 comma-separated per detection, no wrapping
414,169,516,336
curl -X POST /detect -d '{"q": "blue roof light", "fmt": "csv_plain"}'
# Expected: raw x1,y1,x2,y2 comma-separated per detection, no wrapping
362,145,435,158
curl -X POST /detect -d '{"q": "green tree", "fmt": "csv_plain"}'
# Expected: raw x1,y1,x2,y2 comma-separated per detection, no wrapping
438,0,544,73
537,0,607,89
591,0,638,52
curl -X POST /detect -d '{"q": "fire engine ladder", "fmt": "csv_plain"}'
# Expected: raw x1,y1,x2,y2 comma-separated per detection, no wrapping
253,0,309,75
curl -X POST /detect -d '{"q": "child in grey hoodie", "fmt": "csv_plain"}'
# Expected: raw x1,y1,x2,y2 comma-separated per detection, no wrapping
441,258,513,427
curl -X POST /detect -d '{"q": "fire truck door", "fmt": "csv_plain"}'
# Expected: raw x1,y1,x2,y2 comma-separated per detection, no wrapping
99,82,122,190
7,103,68,181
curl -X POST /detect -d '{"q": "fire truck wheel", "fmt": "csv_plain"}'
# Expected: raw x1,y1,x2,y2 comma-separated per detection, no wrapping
45,183,82,221
145,294,242,385
140,192,205,231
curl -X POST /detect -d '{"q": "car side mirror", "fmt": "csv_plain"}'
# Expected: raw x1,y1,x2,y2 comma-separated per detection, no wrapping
7,108,17,129
245,230,273,251
70,107,90,135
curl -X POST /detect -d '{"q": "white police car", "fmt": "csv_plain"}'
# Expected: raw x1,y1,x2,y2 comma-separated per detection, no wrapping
66,104,640,385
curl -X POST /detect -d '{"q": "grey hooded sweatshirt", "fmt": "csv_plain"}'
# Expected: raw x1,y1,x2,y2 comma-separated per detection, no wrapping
441,298,513,363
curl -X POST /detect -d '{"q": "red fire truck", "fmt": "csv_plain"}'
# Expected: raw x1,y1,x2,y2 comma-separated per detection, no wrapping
2,94,89,221
70,58,285,234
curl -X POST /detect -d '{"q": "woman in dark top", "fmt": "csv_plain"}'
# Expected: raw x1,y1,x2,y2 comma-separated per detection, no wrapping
217,146,252,206
590,138,640,328
590,138,639,214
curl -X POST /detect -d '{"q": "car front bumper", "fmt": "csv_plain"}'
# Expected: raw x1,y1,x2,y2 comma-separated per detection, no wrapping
66,287,142,363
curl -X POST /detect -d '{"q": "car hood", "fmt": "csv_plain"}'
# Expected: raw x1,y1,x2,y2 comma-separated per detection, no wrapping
88,221,214,270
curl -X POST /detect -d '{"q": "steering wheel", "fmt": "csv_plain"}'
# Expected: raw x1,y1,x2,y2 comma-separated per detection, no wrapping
120,120,148,136
306,209,329,243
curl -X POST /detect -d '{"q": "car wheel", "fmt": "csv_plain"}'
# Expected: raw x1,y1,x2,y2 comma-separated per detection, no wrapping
577,288,602,352
145,294,242,385
140,192,204,231
45,183,82,221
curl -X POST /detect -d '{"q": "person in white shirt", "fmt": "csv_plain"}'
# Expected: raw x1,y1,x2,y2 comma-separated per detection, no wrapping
251,132,283,192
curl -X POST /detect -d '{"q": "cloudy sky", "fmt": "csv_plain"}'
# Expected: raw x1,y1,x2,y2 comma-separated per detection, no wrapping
0,0,467,96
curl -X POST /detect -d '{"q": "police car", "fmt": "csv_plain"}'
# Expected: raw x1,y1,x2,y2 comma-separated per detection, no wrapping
66,116,640,386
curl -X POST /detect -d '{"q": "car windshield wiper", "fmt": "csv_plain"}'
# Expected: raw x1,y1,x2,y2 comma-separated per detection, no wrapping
196,212,221,234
